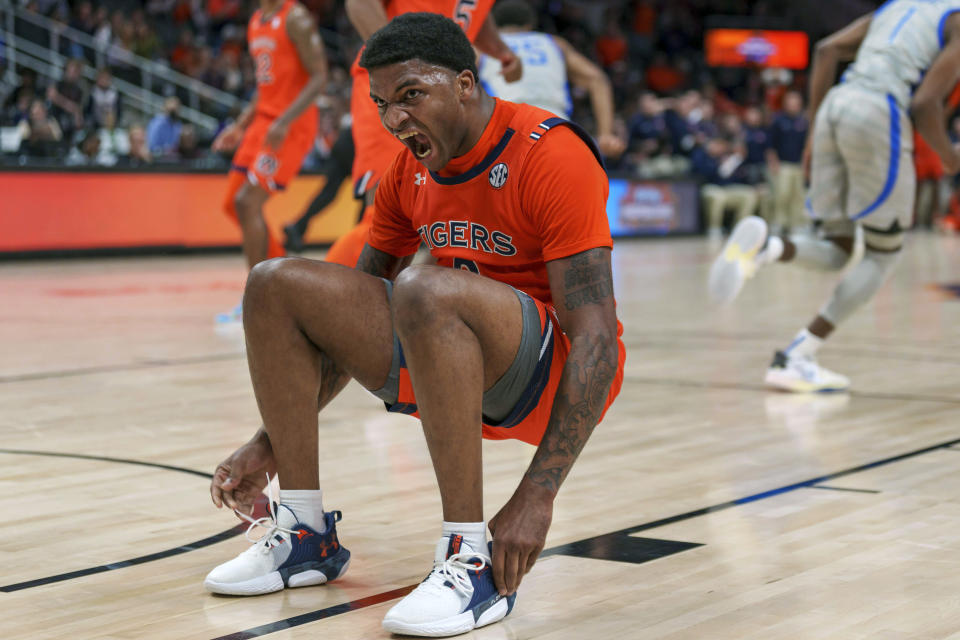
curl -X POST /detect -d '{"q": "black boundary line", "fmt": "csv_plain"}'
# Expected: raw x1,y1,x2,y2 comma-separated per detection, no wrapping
210,435,960,640
807,485,881,494
0,449,246,593
1,524,245,592
0,352,245,384
0,448,213,479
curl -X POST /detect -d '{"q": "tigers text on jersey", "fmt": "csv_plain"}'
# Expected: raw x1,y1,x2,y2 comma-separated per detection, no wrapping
247,0,315,121
843,0,960,106
368,99,611,305
479,31,572,118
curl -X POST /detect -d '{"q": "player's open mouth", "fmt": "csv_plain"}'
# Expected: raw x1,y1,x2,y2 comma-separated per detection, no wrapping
397,130,433,160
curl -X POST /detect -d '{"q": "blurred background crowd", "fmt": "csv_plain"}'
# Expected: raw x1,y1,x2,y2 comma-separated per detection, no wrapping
3,0,960,232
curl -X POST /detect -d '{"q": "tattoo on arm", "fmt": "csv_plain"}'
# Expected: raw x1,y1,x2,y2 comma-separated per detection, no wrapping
562,250,614,311
526,248,618,494
356,244,404,278
525,336,618,493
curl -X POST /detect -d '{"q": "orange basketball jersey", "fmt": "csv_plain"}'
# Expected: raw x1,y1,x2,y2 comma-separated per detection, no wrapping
370,99,625,445
248,1,315,124
384,0,492,42
351,0,496,194
369,99,613,306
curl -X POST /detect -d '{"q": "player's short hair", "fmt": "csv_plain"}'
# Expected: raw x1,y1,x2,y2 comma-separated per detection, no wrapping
359,12,478,79
493,0,537,29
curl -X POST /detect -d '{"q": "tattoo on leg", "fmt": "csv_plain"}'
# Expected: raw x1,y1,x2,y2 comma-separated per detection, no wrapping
317,352,350,411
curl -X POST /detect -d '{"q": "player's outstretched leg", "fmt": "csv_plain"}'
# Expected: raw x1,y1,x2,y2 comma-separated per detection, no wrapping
708,215,770,304
765,245,899,392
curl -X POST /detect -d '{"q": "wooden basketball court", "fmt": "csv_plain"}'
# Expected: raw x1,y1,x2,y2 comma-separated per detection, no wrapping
3,232,960,639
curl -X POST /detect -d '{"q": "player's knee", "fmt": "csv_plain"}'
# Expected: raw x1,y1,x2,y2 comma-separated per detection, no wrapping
392,266,453,335
244,257,296,313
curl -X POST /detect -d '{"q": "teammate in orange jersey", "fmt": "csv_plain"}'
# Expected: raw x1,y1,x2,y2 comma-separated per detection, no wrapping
321,0,521,267
205,13,624,637
211,0,327,320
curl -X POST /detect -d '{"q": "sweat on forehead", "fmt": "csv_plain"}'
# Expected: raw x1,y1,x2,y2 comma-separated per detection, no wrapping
369,60,458,97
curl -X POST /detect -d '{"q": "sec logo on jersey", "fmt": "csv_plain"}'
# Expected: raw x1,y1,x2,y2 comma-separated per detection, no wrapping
489,162,508,189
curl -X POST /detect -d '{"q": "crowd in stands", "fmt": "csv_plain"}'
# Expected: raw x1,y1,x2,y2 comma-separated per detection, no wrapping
3,0,960,229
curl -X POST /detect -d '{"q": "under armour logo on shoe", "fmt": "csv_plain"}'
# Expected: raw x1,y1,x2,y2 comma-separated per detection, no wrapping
295,529,314,541
414,172,426,185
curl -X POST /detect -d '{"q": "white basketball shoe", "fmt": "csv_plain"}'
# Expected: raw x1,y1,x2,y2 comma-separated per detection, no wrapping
764,350,851,393
708,216,770,305
203,499,350,596
382,535,516,637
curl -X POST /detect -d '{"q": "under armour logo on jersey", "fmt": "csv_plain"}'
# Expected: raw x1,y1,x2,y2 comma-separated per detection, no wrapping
414,172,426,186
489,163,508,189
272,17,281,29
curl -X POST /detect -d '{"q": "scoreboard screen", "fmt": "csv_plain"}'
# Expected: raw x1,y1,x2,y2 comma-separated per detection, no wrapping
705,29,810,69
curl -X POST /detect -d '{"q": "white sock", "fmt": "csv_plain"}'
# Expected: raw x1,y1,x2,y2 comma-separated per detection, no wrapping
442,521,487,555
278,489,326,533
759,235,784,264
784,328,823,359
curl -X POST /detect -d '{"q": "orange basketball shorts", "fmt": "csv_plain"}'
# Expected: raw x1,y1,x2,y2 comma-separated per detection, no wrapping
231,112,316,192
380,290,626,446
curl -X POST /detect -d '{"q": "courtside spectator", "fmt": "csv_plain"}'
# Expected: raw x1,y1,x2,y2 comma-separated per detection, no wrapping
767,90,809,232
146,96,182,158
17,99,63,157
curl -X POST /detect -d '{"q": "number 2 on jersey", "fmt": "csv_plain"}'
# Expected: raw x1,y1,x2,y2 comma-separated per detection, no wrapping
453,257,480,274
255,52,274,85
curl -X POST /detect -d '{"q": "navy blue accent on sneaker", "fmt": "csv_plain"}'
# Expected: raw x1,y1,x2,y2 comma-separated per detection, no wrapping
462,542,516,622
276,510,350,585
428,129,515,185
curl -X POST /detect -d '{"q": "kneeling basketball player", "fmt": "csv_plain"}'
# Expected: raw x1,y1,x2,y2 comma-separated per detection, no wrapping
205,13,625,637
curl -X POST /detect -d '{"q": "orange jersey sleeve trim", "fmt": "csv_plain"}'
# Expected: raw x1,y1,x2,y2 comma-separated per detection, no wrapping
518,125,612,263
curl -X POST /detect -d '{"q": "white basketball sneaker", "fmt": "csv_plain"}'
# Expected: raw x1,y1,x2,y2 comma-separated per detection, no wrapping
708,216,770,304
764,350,851,393
203,499,350,596
382,535,516,637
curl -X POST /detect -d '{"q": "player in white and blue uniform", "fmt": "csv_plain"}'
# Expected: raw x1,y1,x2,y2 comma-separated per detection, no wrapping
477,0,625,158
710,0,960,392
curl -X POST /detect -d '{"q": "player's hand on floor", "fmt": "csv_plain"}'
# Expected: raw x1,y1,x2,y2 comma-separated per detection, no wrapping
210,429,276,515
488,477,554,596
